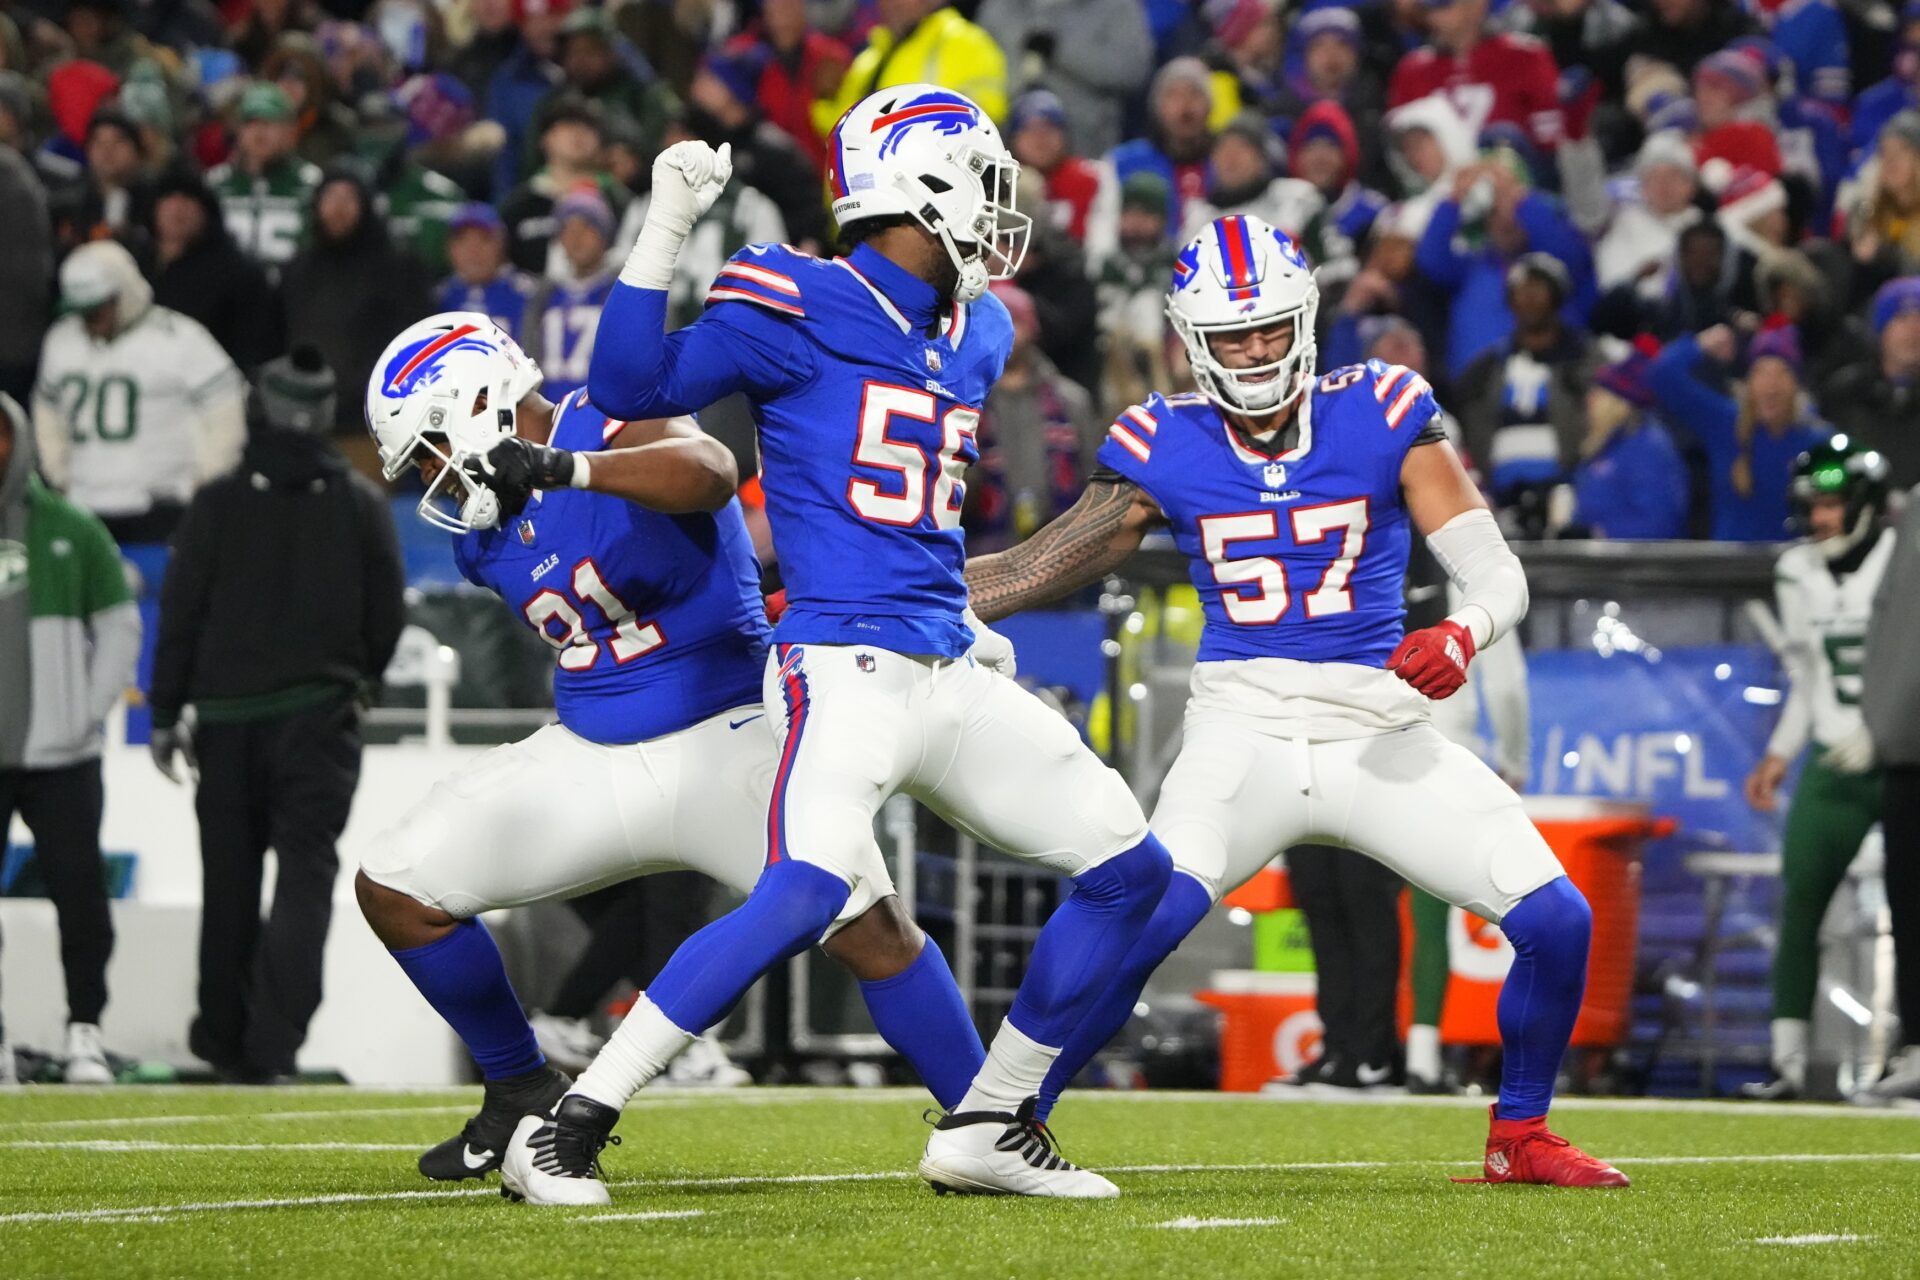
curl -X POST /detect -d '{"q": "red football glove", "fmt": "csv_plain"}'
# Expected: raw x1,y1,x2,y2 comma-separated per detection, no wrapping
764,589,788,622
1388,619,1476,700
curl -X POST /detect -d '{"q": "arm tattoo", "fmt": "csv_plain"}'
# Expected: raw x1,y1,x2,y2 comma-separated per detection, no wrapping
965,479,1143,621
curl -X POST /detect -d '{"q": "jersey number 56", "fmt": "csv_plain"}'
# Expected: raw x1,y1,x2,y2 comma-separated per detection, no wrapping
846,382,979,529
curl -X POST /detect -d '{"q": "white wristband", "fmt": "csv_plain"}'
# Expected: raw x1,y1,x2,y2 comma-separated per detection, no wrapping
570,452,593,490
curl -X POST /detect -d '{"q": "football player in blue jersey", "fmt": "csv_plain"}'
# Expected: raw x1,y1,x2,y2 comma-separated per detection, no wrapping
962,215,1629,1189
354,314,986,1186
493,86,1175,1204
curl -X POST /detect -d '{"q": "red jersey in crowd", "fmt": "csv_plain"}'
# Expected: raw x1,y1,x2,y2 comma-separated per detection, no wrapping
725,29,851,176
1043,156,1101,243
1388,33,1563,152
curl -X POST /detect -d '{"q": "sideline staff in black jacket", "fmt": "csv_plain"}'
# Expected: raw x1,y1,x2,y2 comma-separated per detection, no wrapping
148,347,405,1081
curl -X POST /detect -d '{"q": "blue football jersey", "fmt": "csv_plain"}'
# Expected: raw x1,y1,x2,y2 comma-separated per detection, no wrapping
587,242,1014,657
1097,361,1441,666
452,389,770,744
526,269,617,402
435,269,537,340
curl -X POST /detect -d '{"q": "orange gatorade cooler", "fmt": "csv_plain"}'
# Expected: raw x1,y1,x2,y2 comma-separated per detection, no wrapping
1196,971,1322,1092
1427,797,1665,1048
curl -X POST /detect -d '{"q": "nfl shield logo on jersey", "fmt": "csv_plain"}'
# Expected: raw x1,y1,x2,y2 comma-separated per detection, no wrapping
1263,461,1288,488
856,653,877,673
926,348,943,372
518,520,536,546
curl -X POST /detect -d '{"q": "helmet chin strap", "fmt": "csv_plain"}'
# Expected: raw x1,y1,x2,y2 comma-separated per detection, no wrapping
1819,505,1880,562
935,224,990,302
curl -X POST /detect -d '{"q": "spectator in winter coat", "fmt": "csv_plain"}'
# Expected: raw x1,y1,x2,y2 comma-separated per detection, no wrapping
147,168,282,373
206,83,322,272
1322,199,1449,372
1752,0,1850,113
977,0,1153,157
279,169,431,433
1414,145,1597,377
1093,171,1179,415
1840,110,1920,306
720,0,850,177
1182,112,1323,242
1086,56,1216,262
1008,89,1101,245
1383,91,1478,215
0,393,142,1085
51,108,152,252
474,0,571,198
534,8,678,167
1647,322,1831,541
1758,247,1868,393
1454,253,1604,532
434,202,538,340
965,279,1100,553
1291,100,1389,292
1594,131,1702,296
499,97,625,274
1620,0,1756,78
1269,7,1387,191
0,102,50,402
1570,343,1690,540
1817,276,1920,490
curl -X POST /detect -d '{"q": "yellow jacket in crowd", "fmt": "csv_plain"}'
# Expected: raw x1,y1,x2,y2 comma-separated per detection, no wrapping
812,6,1009,139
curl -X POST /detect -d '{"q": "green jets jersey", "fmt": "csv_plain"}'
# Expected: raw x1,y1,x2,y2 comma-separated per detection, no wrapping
1768,531,1895,758
206,155,322,267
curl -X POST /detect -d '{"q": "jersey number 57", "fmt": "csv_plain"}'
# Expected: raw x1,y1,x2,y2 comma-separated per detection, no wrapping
1199,499,1370,625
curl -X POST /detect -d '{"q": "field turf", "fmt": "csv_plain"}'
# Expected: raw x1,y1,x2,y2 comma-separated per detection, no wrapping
3,1086,1917,1278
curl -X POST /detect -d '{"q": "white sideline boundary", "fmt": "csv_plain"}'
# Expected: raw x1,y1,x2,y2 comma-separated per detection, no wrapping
3,1152,1917,1225
6,1088,1917,1134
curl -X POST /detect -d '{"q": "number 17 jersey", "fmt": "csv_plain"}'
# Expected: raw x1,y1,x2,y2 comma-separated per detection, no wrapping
1096,361,1443,667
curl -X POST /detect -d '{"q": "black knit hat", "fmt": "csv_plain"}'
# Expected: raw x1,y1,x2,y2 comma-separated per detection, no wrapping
256,345,337,433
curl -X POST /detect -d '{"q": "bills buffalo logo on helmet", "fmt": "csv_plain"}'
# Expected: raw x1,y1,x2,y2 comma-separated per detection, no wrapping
870,90,980,160
379,323,500,401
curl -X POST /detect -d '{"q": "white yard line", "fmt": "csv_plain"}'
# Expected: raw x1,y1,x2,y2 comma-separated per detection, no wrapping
575,1210,708,1224
1154,1217,1287,1230
6,1150,1917,1225
1752,1234,1870,1246
2,1104,474,1131
1,1140,421,1152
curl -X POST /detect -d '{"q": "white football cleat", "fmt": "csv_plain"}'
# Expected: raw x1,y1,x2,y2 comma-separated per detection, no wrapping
500,1095,620,1207
62,1023,113,1085
1854,1046,1920,1106
664,1033,752,1088
919,1098,1118,1198
529,1013,605,1074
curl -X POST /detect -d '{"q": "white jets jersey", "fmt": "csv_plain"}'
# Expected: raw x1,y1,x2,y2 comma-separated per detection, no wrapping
1768,531,1894,758
33,308,244,518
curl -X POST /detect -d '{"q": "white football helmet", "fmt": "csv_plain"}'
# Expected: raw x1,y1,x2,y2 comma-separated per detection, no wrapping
1166,214,1320,417
365,313,543,533
826,84,1030,303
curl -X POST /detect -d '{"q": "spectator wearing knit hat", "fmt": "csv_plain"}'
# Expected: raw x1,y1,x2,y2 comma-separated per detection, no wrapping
1817,277,1920,489
1184,111,1324,242
147,168,282,373
1453,252,1604,536
522,186,619,402
1268,9,1388,191
1647,320,1830,541
1570,342,1689,541
1692,50,1784,182
56,107,152,252
533,7,679,172
435,202,538,341
1087,55,1215,262
280,168,431,433
1291,99,1389,292
206,83,323,272
499,95,625,274
1593,130,1702,298
1007,89,1101,244
1092,171,1178,414
1750,0,1851,113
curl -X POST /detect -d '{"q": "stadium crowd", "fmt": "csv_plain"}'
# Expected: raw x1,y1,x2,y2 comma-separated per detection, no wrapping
4,0,1920,550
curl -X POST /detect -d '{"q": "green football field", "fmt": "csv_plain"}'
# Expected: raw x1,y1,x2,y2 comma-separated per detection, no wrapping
3,1086,1917,1279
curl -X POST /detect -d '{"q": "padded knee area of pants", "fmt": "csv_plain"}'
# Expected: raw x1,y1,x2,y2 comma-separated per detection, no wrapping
1074,833,1173,909
1501,875,1592,962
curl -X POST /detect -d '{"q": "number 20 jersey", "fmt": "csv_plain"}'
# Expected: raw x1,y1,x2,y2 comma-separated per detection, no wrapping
452,390,770,745
1096,360,1441,667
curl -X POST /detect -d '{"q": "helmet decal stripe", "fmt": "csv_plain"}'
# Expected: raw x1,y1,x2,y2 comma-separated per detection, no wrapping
1217,215,1259,301
387,323,479,393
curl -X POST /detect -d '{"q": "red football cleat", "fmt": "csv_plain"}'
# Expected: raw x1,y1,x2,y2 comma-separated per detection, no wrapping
1452,1107,1631,1188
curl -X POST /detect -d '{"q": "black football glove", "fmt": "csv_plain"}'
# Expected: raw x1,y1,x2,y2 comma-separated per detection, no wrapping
464,437,577,518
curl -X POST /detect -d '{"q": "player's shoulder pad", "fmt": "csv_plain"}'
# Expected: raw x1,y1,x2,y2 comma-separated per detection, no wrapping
705,242,820,320
1105,391,1191,467
1317,360,1438,434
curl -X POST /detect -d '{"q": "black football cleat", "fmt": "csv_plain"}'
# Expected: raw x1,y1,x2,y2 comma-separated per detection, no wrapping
419,1064,572,1181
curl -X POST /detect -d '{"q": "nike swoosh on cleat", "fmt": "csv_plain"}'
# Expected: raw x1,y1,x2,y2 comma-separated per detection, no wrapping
1355,1064,1392,1086
728,714,765,730
462,1146,497,1169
